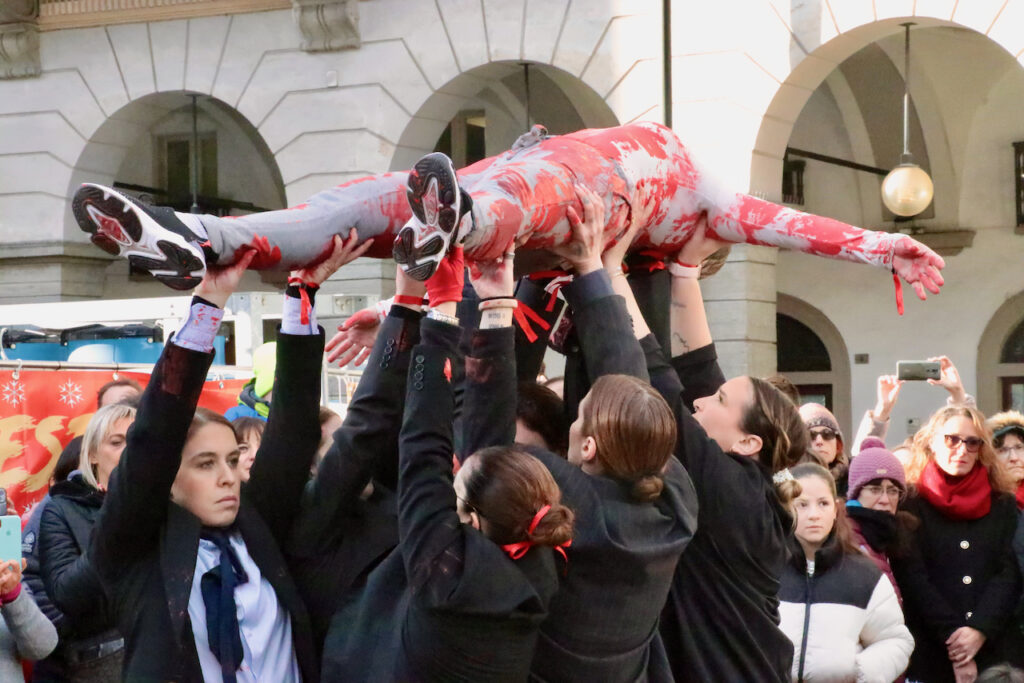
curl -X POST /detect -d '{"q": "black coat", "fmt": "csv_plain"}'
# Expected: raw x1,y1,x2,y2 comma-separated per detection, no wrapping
894,490,1024,682
288,307,422,649
653,343,796,683
461,271,699,683
324,318,559,682
90,331,323,682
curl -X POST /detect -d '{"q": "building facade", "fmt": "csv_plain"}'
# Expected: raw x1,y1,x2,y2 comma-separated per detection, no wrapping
3,0,1024,437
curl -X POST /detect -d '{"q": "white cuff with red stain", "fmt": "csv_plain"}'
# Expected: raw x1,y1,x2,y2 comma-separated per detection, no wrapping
172,301,223,353
281,291,318,335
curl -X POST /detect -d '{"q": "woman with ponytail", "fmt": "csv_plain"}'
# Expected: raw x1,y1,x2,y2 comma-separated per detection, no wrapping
893,405,1024,682
645,218,810,682
455,186,698,682
324,247,574,681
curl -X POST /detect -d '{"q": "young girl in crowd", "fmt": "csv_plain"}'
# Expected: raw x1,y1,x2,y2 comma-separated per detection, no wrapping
895,405,1024,682
323,247,574,681
845,437,909,601
779,463,913,682
88,234,365,681
38,401,136,680
456,185,698,681
643,218,809,683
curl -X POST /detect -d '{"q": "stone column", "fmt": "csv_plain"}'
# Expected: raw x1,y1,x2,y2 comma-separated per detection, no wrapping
0,0,40,79
701,244,778,379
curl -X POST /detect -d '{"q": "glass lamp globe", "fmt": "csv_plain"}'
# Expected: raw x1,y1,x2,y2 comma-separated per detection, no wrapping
881,163,934,216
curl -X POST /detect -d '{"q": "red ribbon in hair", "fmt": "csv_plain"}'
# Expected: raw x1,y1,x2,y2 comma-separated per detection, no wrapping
502,504,572,563
513,301,552,343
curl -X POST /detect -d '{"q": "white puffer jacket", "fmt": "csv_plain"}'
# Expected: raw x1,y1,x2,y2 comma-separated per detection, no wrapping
779,540,914,683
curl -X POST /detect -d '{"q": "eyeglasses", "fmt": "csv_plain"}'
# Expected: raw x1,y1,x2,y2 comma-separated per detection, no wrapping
997,444,1024,458
943,434,984,453
860,484,904,501
809,428,837,441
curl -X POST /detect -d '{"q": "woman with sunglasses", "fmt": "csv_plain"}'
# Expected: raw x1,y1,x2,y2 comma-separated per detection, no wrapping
799,403,849,496
986,411,1024,510
894,405,1024,682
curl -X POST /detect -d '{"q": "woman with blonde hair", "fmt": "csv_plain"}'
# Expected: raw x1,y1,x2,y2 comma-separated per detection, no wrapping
37,401,136,679
894,405,1024,682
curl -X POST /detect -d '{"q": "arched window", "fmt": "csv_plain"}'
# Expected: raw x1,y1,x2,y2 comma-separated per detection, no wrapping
977,292,1024,414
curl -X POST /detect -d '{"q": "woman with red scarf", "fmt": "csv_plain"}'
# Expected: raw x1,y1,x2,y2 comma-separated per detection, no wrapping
894,405,1024,682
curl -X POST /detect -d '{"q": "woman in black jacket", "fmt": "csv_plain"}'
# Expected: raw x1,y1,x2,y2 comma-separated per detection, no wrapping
895,404,1024,682
458,186,699,682
38,401,135,680
324,248,574,681
88,234,366,682
650,219,810,683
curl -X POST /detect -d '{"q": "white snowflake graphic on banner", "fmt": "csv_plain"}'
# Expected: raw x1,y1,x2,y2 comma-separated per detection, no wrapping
58,380,84,407
1,381,25,407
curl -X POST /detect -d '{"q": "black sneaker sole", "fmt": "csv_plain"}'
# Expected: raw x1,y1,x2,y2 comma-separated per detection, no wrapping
72,184,206,291
393,153,461,281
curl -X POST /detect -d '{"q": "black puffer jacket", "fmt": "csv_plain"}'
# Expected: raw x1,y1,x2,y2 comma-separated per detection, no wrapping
38,474,119,647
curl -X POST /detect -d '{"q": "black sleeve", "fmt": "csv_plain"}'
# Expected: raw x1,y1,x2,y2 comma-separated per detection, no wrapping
671,344,727,413
398,318,466,593
290,308,421,557
244,329,326,547
562,269,648,383
459,326,517,462
968,498,1023,637
91,343,212,583
38,506,103,621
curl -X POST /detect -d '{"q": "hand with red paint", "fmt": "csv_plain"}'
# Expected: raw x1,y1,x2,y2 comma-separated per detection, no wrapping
676,213,729,267
554,184,606,275
425,245,465,308
469,247,516,300
195,249,256,308
891,234,945,300
291,229,373,286
326,305,382,367
602,181,655,270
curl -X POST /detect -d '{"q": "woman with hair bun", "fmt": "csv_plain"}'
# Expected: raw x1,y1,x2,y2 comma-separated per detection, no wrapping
895,405,1024,682
325,247,574,681
457,186,698,682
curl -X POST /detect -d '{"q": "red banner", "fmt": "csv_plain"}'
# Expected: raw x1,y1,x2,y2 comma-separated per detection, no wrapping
0,368,249,516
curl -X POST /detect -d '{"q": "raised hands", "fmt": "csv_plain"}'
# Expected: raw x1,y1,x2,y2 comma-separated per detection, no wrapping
292,228,373,287
602,181,656,270
0,558,25,596
469,246,516,300
873,375,904,421
195,249,256,308
927,355,968,404
891,235,945,301
553,184,606,275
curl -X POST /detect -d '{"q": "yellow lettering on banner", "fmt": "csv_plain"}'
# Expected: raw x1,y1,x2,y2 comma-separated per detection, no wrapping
24,415,67,492
67,413,93,438
0,415,36,470
0,469,31,493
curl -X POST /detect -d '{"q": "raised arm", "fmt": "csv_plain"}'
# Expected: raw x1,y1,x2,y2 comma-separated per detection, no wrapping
246,232,370,545
91,253,253,581
291,270,426,556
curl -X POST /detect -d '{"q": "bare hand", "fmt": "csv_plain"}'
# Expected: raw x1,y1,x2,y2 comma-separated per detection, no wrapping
326,304,383,366
946,626,986,665
553,184,606,275
874,375,904,419
195,250,256,308
0,559,24,596
952,657,977,683
892,235,945,301
291,229,373,286
676,213,730,266
928,356,967,403
469,247,516,300
602,181,655,269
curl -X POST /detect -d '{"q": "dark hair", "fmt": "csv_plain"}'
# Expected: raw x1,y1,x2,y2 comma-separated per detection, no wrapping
53,442,83,484
581,375,676,502
190,408,237,442
463,446,574,548
96,377,143,409
231,416,265,445
516,382,568,457
788,463,860,554
742,377,809,474
763,374,800,406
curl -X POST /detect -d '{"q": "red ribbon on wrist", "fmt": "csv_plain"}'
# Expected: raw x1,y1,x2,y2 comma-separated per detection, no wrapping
892,270,904,316
287,277,319,325
513,301,552,343
394,294,426,306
